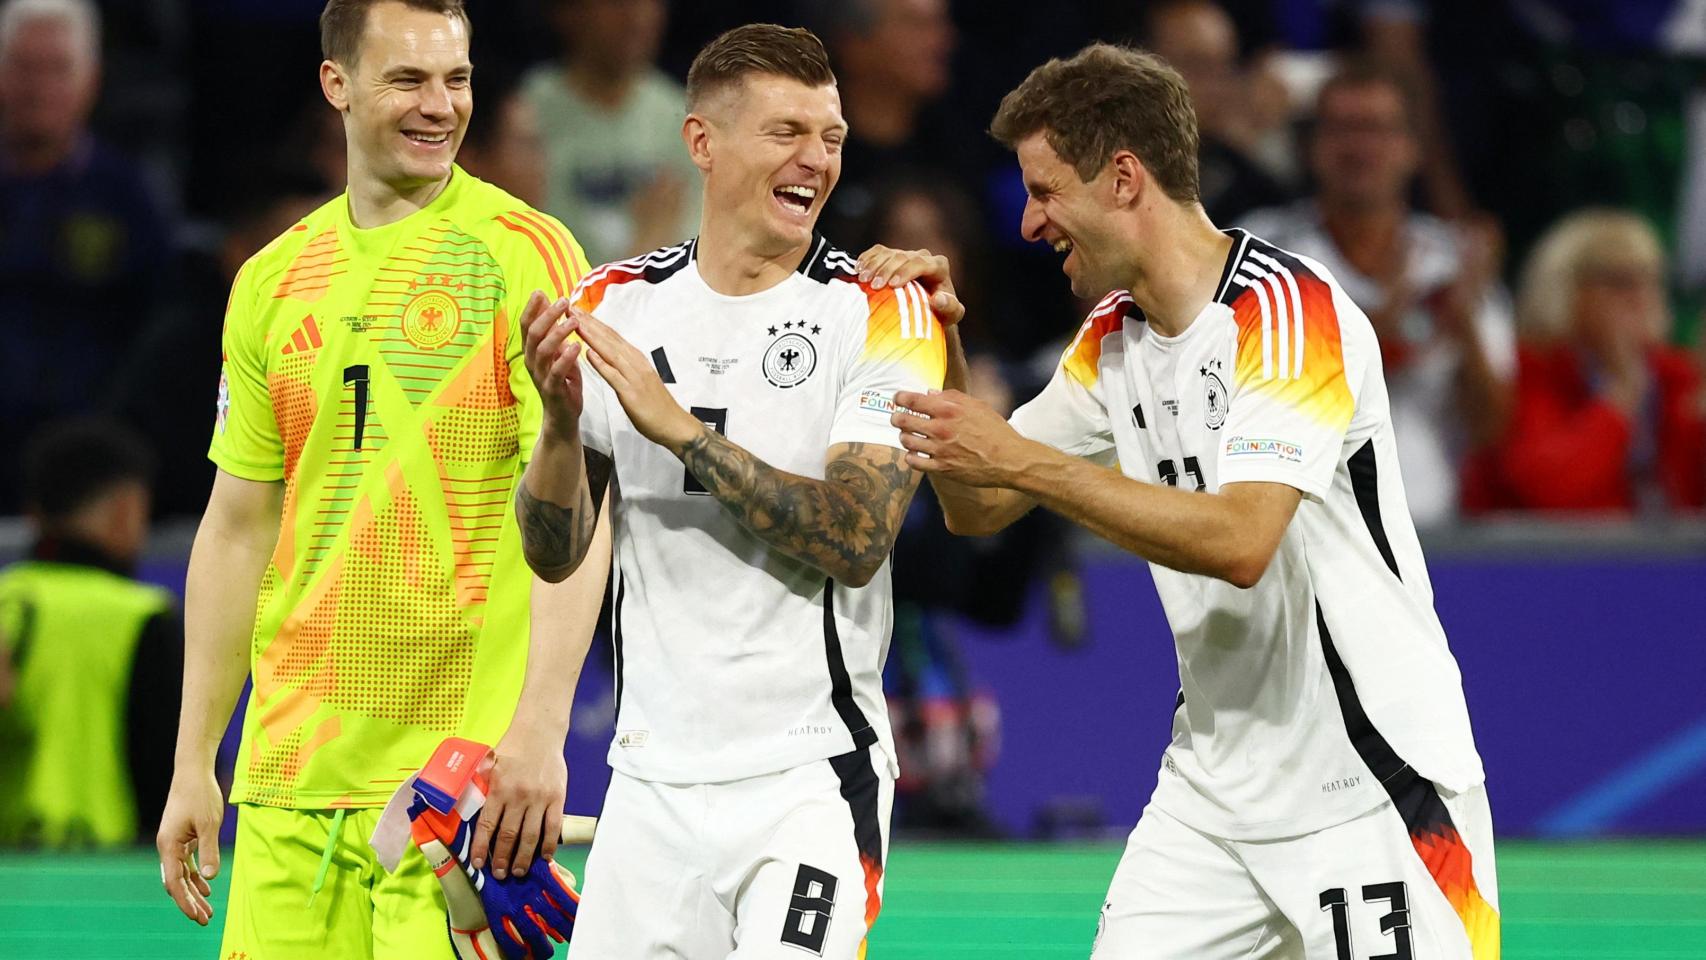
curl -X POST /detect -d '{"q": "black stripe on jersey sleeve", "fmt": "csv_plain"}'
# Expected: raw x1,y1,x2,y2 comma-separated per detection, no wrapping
1348,439,1402,581
800,234,861,286
1244,235,1320,286
795,234,828,277
612,571,627,720
1316,604,1407,785
1213,228,1252,306
617,239,694,285
823,578,878,750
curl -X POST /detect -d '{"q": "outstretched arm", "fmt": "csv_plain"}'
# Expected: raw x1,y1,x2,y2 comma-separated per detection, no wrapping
893,389,1300,588
159,470,282,925
573,309,919,587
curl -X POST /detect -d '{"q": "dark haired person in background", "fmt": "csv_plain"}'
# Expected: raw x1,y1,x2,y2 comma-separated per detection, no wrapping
0,418,181,849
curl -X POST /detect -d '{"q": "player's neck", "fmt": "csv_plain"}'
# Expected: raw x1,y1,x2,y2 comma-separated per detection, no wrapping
1125,206,1232,339
345,166,453,230
695,219,812,297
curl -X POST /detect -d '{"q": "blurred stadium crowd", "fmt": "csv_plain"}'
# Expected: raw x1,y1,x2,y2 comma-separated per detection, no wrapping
2,0,1704,845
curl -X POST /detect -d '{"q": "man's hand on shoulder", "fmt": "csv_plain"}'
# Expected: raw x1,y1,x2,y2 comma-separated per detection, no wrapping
856,245,965,327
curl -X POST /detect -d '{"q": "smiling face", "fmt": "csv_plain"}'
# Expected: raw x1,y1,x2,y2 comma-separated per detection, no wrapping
322,1,471,195
694,73,845,257
1015,132,1132,300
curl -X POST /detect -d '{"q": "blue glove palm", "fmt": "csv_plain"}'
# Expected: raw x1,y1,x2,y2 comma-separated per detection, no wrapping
475,856,580,959
409,795,581,959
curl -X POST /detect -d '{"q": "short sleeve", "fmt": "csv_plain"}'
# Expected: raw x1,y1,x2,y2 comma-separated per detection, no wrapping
1216,259,1355,501
207,260,285,481
1009,304,1120,461
497,208,591,462
827,281,947,449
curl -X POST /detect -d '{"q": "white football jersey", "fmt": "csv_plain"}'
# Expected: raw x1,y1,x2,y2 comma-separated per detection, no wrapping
1011,229,1484,840
572,236,946,784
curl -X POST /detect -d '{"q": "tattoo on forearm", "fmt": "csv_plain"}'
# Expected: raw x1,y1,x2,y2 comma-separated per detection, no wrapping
517,484,583,581
517,450,612,581
678,435,918,583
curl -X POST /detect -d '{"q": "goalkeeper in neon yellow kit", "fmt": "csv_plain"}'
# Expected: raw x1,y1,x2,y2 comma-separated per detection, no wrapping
153,2,608,957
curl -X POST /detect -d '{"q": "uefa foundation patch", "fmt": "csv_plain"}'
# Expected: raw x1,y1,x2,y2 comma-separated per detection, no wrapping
858,390,896,415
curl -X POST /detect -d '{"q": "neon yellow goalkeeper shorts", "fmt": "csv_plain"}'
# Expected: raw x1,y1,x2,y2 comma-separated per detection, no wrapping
219,803,457,960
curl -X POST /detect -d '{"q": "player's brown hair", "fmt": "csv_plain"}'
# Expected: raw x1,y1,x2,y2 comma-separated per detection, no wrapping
320,0,469,68
685,23,836,112
990,43,1200,204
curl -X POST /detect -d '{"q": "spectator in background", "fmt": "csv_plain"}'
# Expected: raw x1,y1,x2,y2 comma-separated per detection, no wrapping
810,0,961,241
522,0,699,263
1141,0,1289,224
1479,210,1704,514
1356,1,1474,220
0,0,176,513
0,419,181,847
1241,60,1514,526
457,72,547,208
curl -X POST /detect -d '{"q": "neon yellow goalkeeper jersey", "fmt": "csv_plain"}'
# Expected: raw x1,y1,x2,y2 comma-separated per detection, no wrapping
210,168,587,808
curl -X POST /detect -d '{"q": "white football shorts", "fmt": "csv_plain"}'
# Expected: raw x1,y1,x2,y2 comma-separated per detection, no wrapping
570,745,894,959
1092,775,1499,959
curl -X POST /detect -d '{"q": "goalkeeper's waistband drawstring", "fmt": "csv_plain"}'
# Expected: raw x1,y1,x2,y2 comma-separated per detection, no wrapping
308,808,349,909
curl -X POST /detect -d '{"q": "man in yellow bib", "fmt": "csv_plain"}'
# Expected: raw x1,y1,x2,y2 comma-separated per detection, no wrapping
0,419,178,850
153,2,608,956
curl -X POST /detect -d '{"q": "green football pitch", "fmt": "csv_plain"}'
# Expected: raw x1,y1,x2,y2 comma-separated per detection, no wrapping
2,840,1702,958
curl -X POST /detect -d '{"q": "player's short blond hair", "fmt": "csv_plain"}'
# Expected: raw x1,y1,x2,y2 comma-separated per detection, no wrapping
1517,208,1668,342
685,23,836,114
990,43,1200,204
320,0,468,69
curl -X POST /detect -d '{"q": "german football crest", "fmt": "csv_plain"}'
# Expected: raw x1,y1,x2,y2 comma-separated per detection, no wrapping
402,288,462,350
1201,357,1228,430
762,320,819,389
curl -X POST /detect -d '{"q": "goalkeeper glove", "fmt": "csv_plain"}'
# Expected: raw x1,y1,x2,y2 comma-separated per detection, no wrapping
401,737,581,960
